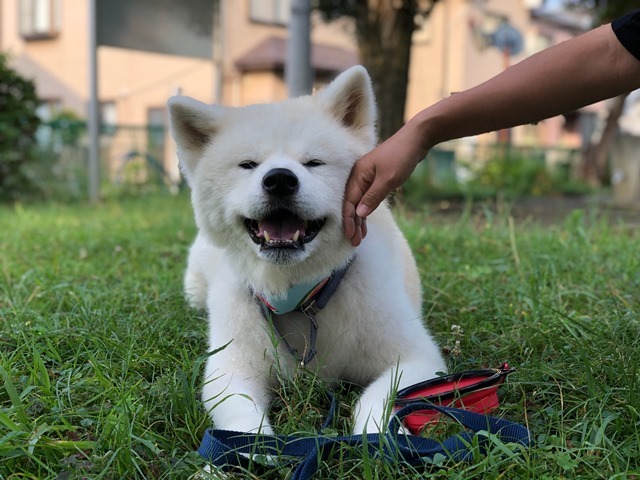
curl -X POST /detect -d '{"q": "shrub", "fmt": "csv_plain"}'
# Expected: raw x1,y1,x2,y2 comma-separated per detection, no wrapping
0,53,41,201
401,147,592,208
50,110,84,146
470,152,554,197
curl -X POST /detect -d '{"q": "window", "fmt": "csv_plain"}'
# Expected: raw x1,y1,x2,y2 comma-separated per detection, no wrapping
249,0,290,25
100,101,118,136
19,0,60,40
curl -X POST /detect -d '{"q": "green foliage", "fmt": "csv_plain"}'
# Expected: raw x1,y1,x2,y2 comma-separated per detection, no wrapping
469,150,595,199
49,110,85,146
0,58,88,203
402,147,593,207
16,119,90,203
470,153,556,197
0,53,41,202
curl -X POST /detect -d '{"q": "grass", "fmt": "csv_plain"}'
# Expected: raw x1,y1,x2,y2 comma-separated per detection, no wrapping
1,193,639,479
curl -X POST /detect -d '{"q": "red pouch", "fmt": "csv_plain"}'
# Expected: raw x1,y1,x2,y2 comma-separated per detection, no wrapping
394,363,514,435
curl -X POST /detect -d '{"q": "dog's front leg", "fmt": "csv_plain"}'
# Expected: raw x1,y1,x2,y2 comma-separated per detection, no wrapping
201,285,277,434
202,347,275,434
353,356,445,434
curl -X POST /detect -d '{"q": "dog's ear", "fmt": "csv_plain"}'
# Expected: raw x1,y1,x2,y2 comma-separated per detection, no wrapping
317,65,377,145
167,96,224,178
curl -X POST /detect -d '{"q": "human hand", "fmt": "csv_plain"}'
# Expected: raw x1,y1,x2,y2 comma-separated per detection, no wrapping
343,120,430,246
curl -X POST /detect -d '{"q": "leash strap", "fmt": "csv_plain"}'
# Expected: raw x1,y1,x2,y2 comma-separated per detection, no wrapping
198,401,530,480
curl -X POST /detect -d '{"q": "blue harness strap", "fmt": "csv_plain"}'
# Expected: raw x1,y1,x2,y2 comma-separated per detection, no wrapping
198,401,531,480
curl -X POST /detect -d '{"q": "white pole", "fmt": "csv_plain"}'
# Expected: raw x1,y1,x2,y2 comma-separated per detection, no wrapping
88,0,100,202
286,0,312,98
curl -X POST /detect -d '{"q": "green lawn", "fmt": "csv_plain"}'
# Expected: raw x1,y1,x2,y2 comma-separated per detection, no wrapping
1,194,639,479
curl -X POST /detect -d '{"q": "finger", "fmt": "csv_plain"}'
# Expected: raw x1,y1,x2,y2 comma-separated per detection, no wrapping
343,163,374,240
343,199,357,241
350,216,365,247
350,223,363,247
356,178,389,219
352,214,363,245
350,227,362,247
344,160,375,209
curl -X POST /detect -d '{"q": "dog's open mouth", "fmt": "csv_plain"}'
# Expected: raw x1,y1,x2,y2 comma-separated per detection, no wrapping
244,209,326,250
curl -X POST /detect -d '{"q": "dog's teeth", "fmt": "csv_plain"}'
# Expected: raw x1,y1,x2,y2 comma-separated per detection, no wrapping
293,230,300,242
263,230,271,242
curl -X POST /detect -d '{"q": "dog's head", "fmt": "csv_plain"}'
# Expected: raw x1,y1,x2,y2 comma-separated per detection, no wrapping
168,66,376,285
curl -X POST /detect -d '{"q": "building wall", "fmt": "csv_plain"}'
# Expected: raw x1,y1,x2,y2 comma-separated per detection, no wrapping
2,0,90,114
239,71,286,105
219,0,357,106
98,47,215,125
1,0,216,125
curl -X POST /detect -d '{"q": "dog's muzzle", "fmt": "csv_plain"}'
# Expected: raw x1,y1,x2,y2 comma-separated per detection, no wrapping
243,168,326,251
244,210,326,250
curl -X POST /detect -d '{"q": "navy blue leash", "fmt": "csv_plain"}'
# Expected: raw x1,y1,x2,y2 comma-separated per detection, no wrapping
198,399,530,479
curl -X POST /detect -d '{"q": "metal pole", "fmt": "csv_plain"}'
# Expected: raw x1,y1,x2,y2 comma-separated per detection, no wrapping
440,0,451,99
213,0,224,104
286,0,312,98
88,0,100,202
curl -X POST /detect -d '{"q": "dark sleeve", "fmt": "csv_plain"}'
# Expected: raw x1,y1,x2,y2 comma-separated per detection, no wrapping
612,9,640,62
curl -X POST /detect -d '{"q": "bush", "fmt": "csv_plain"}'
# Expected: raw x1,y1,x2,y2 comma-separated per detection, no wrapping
49,110,84,146
402,147,593,208
0,53,41,201
471,152,554,197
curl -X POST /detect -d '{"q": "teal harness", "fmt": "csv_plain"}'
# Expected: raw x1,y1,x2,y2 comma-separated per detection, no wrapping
253,259,353,366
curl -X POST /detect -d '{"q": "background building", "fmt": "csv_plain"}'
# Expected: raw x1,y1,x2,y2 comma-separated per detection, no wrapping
1,0,625,182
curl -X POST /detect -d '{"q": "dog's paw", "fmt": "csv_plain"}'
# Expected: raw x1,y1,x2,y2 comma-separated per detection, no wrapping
185,289,207,310
184,271,208,310
193,464,232,479
196,453,280,479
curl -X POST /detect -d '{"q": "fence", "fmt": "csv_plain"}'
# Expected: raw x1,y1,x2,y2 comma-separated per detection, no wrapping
32,121,586,202
33,120,180,201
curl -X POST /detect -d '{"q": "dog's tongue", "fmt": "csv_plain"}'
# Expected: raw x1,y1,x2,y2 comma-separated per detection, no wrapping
259,219,306,240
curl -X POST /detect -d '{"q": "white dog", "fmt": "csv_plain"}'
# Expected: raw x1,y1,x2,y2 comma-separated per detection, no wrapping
168,66,446,435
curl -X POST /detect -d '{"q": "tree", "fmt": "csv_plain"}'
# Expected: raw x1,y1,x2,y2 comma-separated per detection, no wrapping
315,0,440,142
571,0,640,184
569,0,640,20
0,53,41,201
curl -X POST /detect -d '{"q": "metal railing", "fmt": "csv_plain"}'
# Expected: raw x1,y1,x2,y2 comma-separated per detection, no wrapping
34,121,180,200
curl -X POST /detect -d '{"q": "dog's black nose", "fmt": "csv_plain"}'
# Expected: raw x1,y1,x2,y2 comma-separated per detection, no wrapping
262,168,299,197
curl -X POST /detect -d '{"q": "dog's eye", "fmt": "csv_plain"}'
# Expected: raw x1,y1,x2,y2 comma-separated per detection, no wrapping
304,159,325,168
239,160,259,170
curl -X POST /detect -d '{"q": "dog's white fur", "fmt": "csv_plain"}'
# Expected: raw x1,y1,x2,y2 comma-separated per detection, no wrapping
168,66,446,434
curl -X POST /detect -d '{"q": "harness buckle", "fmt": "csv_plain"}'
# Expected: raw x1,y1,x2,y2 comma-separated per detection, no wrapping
299,301,319,324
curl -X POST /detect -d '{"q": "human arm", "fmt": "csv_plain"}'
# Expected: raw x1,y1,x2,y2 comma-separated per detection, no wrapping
343,19,640,246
